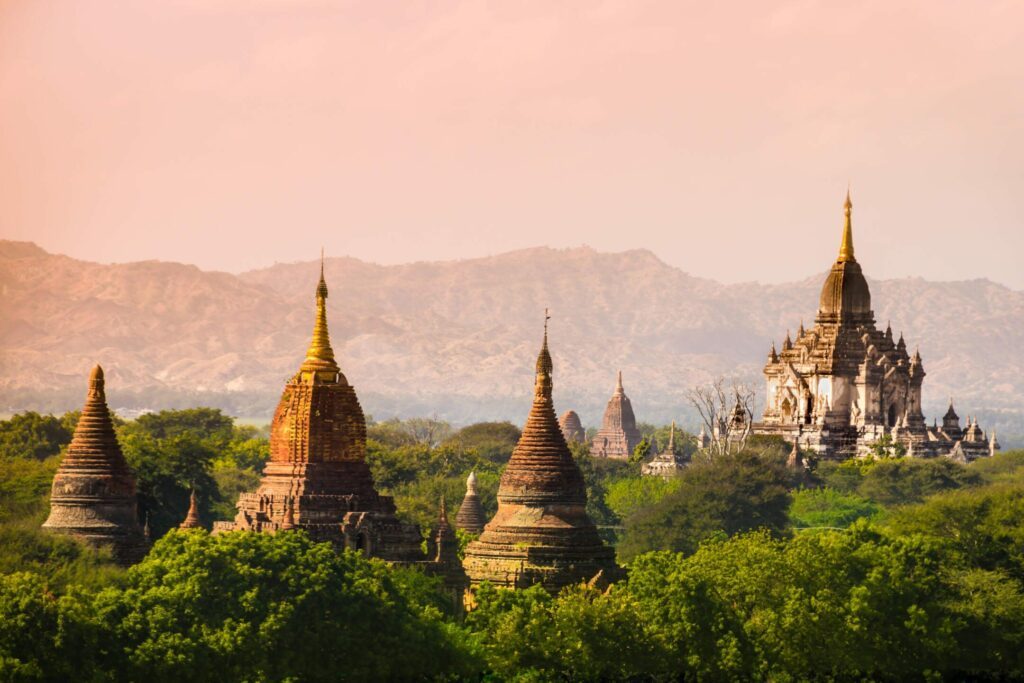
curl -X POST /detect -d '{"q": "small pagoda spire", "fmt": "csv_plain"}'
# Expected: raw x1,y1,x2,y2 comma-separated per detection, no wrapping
535,309,553,400
143,512,151,542
614,369,624,395
838,188,855,263
301,254,339,377
768,341,778,363
783,331,793,351
180,489,202,529
798,319,805,337
667,421,676,453
455,471,485,534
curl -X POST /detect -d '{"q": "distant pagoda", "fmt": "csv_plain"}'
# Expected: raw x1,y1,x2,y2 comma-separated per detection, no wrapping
641,421,689,478
179,490,203,529
431,498,470,610
213,260,423,561
43,365,148,565
463,316,621,593
591,371,642,459
455,471,486,535
558,410,586,444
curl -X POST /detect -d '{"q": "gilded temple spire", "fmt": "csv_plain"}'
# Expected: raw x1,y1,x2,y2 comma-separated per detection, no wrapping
301,253,339,378
838,188,856,263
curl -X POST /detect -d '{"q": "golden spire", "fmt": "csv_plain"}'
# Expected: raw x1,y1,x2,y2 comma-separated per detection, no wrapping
301,252,339,378
838,188,856,263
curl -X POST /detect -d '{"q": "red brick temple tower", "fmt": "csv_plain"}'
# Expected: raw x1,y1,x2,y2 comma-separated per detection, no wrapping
214,261,423,561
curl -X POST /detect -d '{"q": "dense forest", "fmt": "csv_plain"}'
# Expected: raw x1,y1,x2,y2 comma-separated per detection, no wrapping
1,408,1023,681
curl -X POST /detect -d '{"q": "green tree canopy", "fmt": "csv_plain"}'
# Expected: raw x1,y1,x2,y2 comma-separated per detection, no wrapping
617,449,792,560
0,412,72,461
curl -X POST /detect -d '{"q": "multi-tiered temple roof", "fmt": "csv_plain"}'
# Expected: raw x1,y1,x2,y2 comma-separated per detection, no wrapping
463,318,621,592
754,192,996,462
43,366,148,565
642,421,689,478
213,262,423,561
591,371,642,459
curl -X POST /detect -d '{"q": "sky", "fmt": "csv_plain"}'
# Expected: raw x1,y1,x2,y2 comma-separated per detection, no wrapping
1,1,1022,286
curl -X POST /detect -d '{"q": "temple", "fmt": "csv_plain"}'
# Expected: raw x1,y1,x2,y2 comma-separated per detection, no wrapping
642,422,689,478
179,490,203,529
753,192,997,462
590,371,642,459
212,262,425,561
455,471,486,535
429,498,470,610
558,410,586,444
463,316,621,593
42,365,148,565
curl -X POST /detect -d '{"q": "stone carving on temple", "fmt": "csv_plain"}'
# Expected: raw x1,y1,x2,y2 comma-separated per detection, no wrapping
42,365,148,565
463,314,622,593
212,260,425,562
590,371,642,459
455,471,486,535
558,410,585,444
753,192,997,462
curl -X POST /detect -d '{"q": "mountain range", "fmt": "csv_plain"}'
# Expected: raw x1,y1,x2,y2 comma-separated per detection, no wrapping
2,239,1021,442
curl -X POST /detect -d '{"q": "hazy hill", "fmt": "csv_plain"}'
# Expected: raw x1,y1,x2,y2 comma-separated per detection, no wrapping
2,240,1021,440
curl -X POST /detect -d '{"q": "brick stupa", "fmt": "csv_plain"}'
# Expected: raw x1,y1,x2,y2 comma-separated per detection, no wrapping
558,410,585,444
455,471,486,535
43,365,148,565
463,318,621,592
213,262,423,561
591,371,642,459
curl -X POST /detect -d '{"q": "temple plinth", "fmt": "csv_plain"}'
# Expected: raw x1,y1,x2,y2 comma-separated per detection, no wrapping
42,365,148,565
463,317,621,593
591,371,642,459
213,262,424,561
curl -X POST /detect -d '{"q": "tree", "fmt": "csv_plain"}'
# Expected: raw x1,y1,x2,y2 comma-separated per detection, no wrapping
604,476,681,521
686,379,755,456
0,412,72,461
857,457,980,506
618,449,792,560
94,530,476,682
789,488,881,529
443,421,520,463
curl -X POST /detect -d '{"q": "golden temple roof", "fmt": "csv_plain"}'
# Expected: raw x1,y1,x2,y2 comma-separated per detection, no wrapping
838,188,855,263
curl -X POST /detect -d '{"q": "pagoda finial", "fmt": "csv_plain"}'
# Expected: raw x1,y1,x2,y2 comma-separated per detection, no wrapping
668,421,676,451
838,188,856,263
180,489,202,529
615,370,623,393
534,311,553,399
301,256,339,377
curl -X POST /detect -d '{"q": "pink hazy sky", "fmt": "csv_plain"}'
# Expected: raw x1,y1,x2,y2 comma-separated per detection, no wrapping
1,1,1022,285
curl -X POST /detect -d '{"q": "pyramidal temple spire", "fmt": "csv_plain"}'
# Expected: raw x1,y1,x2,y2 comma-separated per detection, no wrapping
301,254,339,378
838,188,856,263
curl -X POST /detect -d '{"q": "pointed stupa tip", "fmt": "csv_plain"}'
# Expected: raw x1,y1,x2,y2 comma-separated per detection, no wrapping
616,369,623,393
302,255,338,374
838,187,855,263
668,421,676,450
90,364,104,382
439,495,449,523
534,310,554,397
466,470,478,493
180,489,202,529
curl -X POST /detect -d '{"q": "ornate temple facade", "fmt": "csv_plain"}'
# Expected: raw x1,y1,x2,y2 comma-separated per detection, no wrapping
455,471,486,535
212,265,425,562
753,193,998,462
641,422,689,478
591,372,642,459
463,320,621,593
42,366,148,565
558,410,586,444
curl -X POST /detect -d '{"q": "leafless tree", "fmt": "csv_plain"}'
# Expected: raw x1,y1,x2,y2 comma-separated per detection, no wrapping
686,378,756,457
